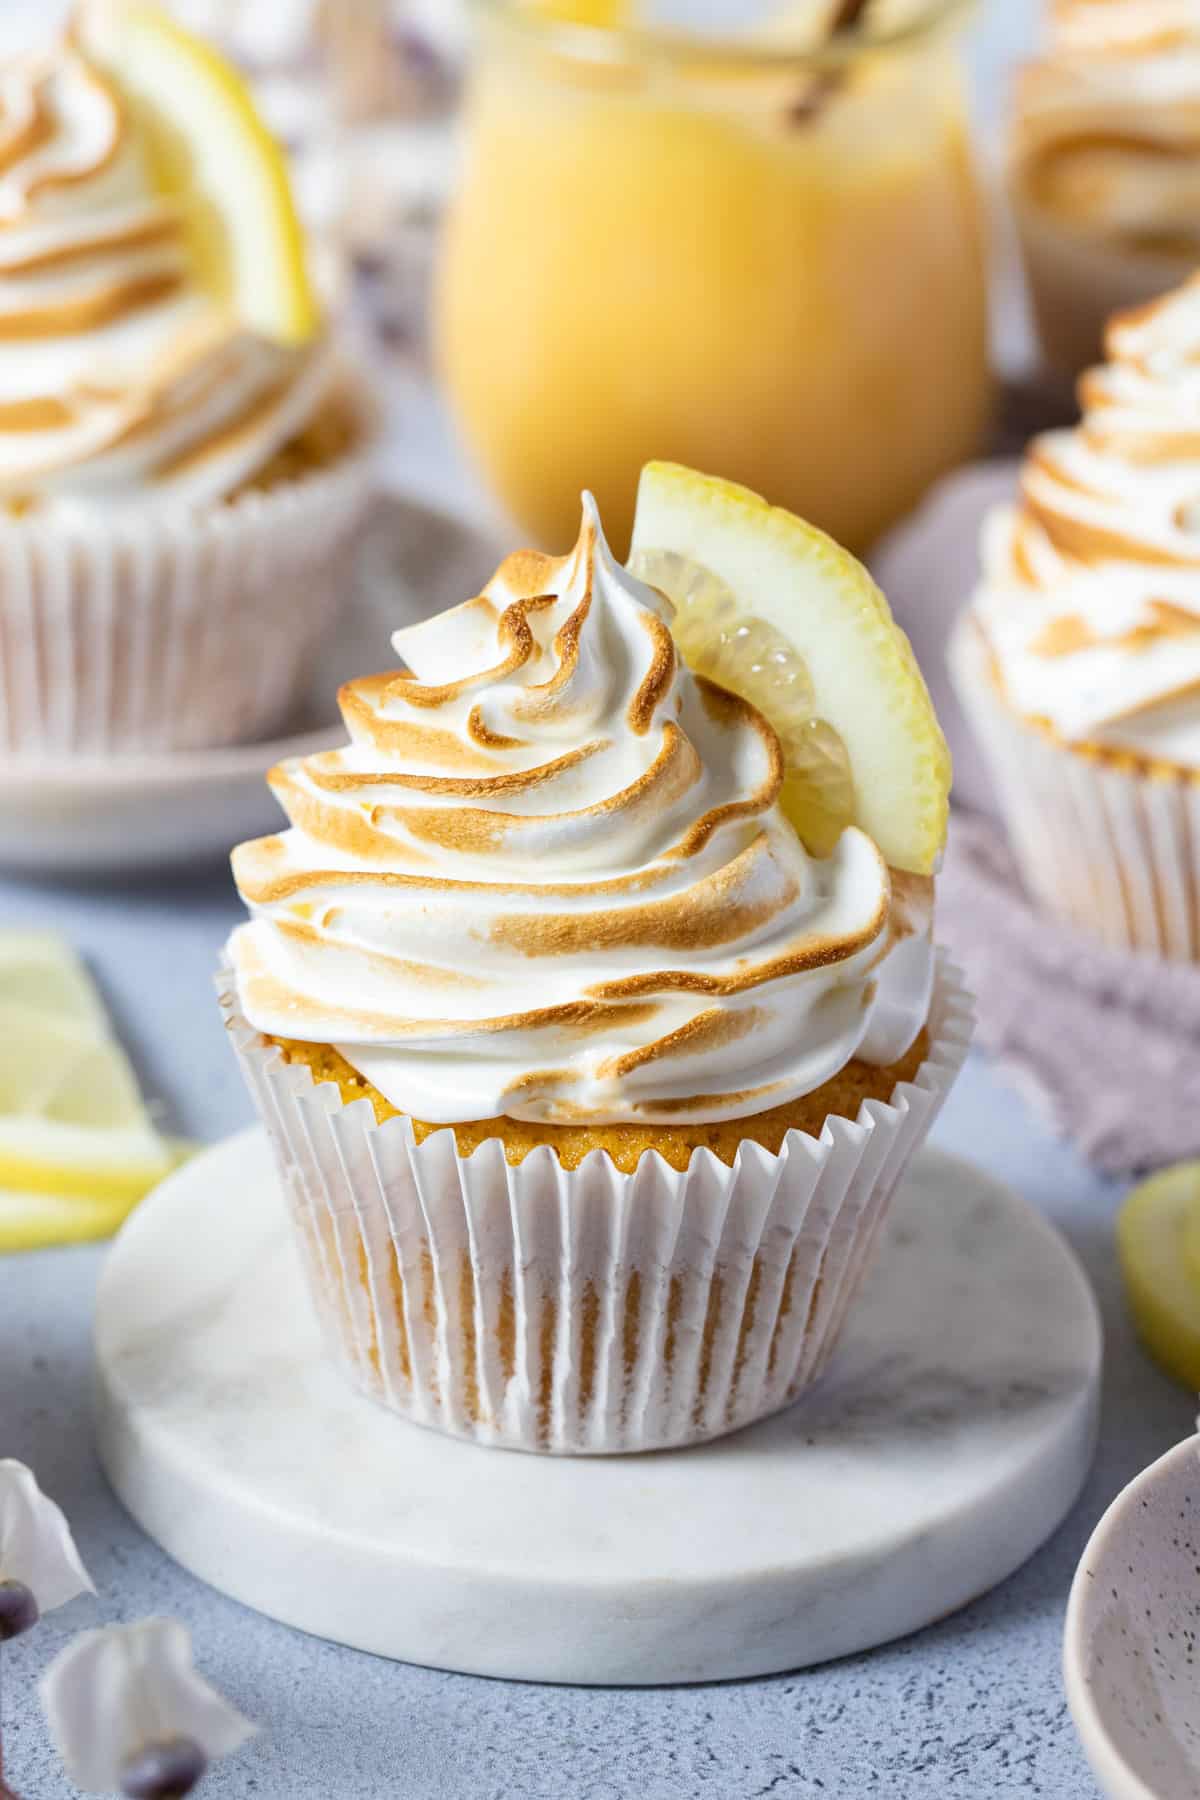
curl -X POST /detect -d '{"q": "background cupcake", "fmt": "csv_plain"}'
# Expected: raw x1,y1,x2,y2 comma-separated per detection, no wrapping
1008,0,1200,381
952,275,1200,960
0,8,374,757
222,465,969,1455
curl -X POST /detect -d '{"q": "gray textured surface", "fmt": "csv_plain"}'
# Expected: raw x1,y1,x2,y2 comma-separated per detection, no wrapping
0,3,1189,1795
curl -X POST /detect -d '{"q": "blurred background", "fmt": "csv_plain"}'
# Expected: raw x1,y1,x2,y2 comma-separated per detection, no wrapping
0,0,1045,539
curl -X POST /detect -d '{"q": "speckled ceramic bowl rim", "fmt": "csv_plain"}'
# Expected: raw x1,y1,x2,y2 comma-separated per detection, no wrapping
1063,1433,1200,1800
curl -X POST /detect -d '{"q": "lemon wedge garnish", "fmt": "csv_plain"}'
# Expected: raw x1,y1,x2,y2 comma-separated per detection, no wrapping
629,462,951,874
1118,1163,1200,1392
0,936,179,1253
90,3,318,345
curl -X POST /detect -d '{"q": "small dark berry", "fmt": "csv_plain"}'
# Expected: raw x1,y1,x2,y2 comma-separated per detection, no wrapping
120,1737,208,1799
0,1579,38,1641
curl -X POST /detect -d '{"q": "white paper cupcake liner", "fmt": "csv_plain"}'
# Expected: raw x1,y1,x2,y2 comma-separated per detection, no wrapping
0,426,376,757
1012,192,1192,382
950,616,1200,962
219,955,972,1456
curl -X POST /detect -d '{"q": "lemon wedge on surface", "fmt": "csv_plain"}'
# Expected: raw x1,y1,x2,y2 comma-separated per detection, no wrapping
0,931,109,1035
629,462,951,874
90,3,318,345
0,1137,192,1253
0,1189,145,1253
0,936,178,1252
1118,1163,1200,1392
0,1006,172,1203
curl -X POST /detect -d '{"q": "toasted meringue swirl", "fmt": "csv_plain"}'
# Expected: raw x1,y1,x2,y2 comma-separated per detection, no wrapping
1011,0,1200,257
0,31,334,514
976,276,1200,765
229,498,933,1126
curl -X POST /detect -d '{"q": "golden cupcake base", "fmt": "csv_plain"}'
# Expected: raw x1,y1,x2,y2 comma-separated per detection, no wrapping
265,1031,932,1173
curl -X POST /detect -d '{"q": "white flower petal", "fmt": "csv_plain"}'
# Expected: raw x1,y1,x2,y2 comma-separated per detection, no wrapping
0,1460,94,1611
40,1618,257,1794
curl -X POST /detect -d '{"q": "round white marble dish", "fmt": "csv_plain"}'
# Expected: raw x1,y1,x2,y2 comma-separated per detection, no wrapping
95,1132,1101,1686
1065,1434,1200,1800
0,496,503,876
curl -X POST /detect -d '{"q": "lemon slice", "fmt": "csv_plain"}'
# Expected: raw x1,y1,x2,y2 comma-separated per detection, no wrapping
90,3,318,345
0,932,108,1035
629,462,951,874
0,1004,172,1203
1118,1163,1200,1392
0,935,179,1252
0,1189,141,1254
0,1137,193,1254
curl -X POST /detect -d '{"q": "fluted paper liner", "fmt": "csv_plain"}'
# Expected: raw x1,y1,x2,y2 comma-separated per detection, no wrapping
0,431,375,757
1012,193,1189,382
220,956,971,1455
951,616,1200,961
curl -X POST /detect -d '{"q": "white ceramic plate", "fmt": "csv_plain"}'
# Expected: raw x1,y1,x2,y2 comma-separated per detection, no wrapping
1064,1434,1200,1800
0,496,505,875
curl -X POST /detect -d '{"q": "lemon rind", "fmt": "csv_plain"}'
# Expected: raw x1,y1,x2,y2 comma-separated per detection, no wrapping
0,1189,141,1254
631,462,951,876
0,1136,173,1204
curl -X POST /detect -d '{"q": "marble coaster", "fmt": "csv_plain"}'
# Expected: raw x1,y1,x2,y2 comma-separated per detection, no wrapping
94,1132,1101,1685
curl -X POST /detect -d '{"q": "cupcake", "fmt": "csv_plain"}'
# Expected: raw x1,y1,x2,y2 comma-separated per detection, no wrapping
221,463,969,1454
951,277,1200,960
1008,0,1200,381
0,8,374,757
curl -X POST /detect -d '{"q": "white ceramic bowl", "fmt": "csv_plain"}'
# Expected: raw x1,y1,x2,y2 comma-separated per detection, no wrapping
1064,1434,1200,1800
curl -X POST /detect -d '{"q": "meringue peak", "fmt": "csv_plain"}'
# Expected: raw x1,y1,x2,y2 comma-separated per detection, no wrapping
230,495,932,1124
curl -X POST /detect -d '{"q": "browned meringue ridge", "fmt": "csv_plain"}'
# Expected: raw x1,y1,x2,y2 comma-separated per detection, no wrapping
0,27,335,510
1011,1,1200,258
229,502,932,1125
1046,0,1200,59
974,276,1200,768
998,282,1200,611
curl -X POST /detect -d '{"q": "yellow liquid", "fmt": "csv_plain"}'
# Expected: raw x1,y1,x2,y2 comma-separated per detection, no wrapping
438,35,990,555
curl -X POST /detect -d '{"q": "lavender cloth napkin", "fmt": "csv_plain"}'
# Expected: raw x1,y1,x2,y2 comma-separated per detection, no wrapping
873,453,1200,1176
938,808,1200,1175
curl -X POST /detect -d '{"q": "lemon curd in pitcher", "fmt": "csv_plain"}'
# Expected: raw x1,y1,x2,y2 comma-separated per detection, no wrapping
438,2,989,555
